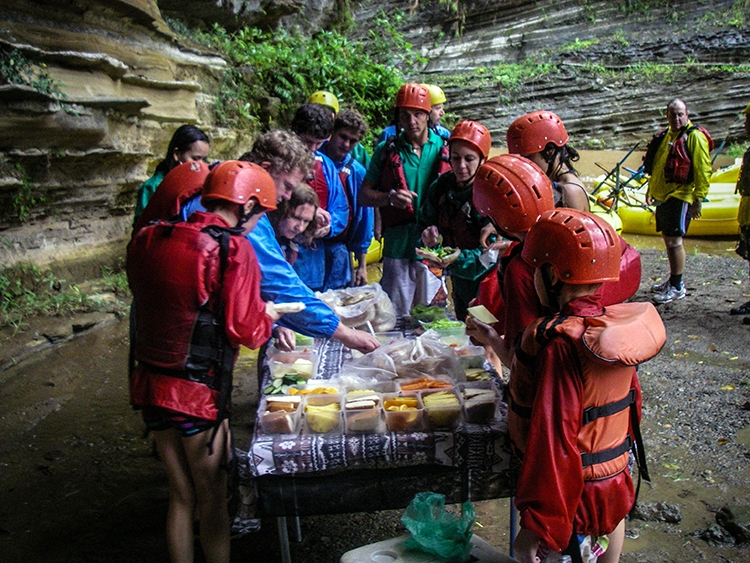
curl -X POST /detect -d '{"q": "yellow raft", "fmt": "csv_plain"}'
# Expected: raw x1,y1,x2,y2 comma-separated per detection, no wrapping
592,161,741,237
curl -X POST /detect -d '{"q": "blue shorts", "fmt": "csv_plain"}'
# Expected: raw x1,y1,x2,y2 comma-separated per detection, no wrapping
654,197,691,237
142,406,214,437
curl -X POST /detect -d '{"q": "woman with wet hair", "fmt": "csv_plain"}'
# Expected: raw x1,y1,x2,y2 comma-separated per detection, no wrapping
268,183,319,265
506,111,590,211
134,124,210,222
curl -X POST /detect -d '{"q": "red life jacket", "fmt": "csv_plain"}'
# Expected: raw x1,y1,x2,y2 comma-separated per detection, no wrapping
307,156,330,211
509,302,665,480
127,218,238,421
379,136,451,229
643,125,714,184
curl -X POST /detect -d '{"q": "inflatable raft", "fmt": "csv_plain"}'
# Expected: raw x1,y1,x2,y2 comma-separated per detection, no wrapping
592,161,741,237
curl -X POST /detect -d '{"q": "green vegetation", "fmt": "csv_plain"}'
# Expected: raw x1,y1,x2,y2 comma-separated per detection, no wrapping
0,48,64,97
5,163,46,224
560,37,600,52
727,142,749,159
171,10,424,148
0,265,91,333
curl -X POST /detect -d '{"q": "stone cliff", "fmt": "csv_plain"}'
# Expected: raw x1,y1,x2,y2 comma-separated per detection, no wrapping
0,0,748,274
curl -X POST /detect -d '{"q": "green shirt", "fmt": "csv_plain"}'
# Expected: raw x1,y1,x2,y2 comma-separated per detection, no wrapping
366,130,445,259
133,170,166,223
351,142,371,170
647,121,712,204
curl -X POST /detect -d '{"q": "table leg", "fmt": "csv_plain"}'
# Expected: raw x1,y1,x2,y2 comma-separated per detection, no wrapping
277,516,292,563
293,516,302,542
509,497,518,557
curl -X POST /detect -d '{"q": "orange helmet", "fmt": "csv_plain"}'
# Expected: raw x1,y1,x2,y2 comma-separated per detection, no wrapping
161,160,211,195
472,154,554,234
202,160,277,210
506,111,569,155
395,83,431,113
449,121,492,158
522,209,621,284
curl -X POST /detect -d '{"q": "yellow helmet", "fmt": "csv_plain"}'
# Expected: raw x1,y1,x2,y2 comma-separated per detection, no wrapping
421,84,446,106
744,102,750,115
308,91,339,114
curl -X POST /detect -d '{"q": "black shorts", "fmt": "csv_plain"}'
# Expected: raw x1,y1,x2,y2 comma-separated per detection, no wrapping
142,406,214,437
654,197,691,237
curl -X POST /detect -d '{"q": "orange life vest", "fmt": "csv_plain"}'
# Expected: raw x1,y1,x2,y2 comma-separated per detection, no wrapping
509,302,665,480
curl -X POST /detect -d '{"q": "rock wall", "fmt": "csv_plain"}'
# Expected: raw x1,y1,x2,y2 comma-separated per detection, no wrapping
353,0,750,150
0,0,236,271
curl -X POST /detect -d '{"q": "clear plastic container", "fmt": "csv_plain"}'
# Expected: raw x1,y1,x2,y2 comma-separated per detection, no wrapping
374,331,403,346
421,389,462,428
344,394,384,433
383,393,425,432
459,382,500,424
270,350,319,381
258,396,302,435
303,394,342,434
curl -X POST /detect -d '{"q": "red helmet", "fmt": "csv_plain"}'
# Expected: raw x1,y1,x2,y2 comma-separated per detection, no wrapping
162,161,211,194
449,121,492,158
472,154,554,234
506,111,569,155
202,160,277,210
395,83,431,113
522,209,621,284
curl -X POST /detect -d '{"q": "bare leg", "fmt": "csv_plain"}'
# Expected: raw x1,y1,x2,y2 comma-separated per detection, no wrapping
153,429,197,563
663,235,685,277
183,420,230,563
598,519,625,563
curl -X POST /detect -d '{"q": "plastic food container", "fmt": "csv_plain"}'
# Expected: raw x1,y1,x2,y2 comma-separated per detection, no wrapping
344,393,384,433
258,396,302,435
303,394,342,434
421,389,462,427
270,351,319,381
383,394,425,432
374,331,403,346
459,382,499,424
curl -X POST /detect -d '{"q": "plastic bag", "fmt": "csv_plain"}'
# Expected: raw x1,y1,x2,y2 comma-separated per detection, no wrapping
401,492,476,563
316,282,396,332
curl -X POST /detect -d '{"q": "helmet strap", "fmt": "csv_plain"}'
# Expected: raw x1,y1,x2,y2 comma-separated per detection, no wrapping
237,200,264,227
540,264,564,312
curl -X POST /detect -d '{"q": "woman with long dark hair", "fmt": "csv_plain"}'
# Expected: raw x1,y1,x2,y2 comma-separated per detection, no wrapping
133,124,210,222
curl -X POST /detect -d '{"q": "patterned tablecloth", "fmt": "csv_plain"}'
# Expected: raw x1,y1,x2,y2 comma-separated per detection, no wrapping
247,337,516,480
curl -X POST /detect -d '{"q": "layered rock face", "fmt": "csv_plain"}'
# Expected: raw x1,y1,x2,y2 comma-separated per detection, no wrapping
0,0,748,273
0,0,234,271
354,0,750,150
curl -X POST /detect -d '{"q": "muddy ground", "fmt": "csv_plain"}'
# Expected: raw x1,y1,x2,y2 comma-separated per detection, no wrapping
1,247,750,562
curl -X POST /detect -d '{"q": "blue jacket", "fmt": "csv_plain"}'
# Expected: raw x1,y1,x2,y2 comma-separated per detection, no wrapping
327,147,374,256
249,216,341,337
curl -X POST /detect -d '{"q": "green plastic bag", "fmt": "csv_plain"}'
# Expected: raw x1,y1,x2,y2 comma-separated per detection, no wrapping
401,492,476,562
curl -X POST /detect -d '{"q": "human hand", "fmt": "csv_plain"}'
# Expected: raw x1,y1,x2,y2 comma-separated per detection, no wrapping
513,528,543,563
488,238,512,254
689,199,702,219
354,264,368,286
464,315,500,348
272,326,296,351
314,207,332,237
479,223,498,249
333,324,380,353
421,225,440,248
265,301,281,322
390,189,417,210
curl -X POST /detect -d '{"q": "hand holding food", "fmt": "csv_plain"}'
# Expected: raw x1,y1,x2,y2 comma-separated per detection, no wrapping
415,245,460,268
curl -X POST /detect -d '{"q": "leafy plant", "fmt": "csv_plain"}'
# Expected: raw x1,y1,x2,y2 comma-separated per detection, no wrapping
6,163,46,223
0,48,64,97
0,264,91,333
560,37,600,52
173,10,424,148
